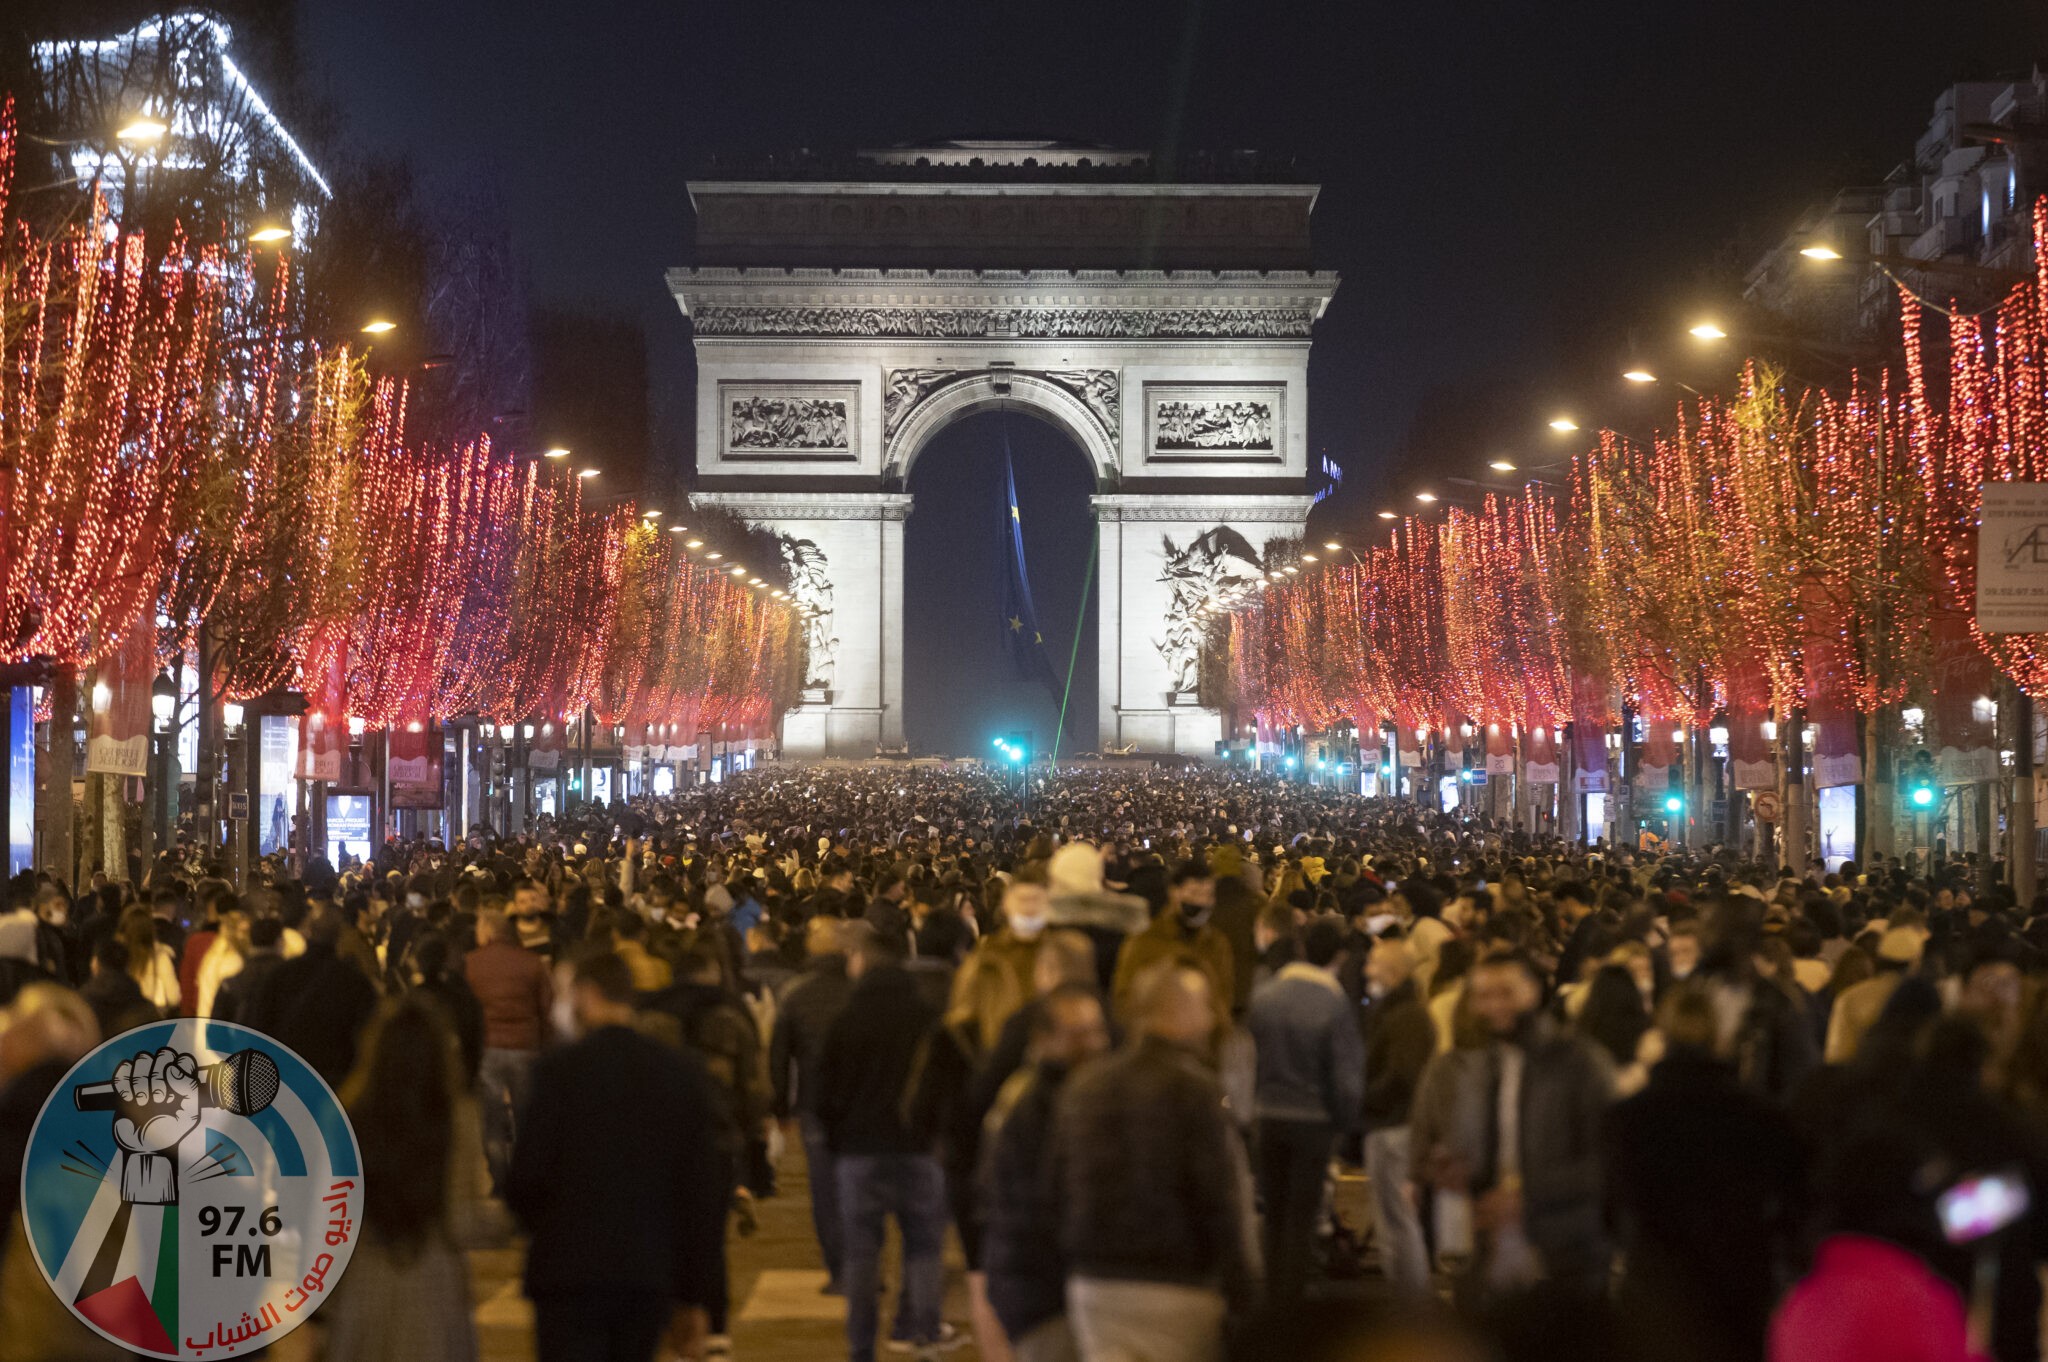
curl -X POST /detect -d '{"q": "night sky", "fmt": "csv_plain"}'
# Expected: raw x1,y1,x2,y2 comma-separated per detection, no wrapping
292,0,2047,751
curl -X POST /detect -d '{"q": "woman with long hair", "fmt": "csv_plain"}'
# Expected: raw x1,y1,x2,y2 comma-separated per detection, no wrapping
119,908,179,1014
325,995,483,1362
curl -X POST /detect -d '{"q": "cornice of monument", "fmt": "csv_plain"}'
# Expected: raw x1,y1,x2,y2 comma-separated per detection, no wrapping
1091,493,1317,523
668,268,1338,338
692,490,917,522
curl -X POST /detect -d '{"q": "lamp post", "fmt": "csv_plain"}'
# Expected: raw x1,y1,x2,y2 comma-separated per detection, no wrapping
150,672,176,861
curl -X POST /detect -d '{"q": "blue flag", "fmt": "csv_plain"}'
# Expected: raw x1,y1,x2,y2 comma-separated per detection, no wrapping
999,431,1062,700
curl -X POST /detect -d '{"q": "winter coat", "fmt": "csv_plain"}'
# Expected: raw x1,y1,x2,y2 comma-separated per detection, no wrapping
1111,907,1235,1025
1360,978,1436,1129
1245,963,1364,1127
1051,1035,1255,1306
1049,887,1149,993
814,964,943,1156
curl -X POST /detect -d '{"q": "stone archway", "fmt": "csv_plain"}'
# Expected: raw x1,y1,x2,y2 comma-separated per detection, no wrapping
674,144,1337,759
885,369,1120,488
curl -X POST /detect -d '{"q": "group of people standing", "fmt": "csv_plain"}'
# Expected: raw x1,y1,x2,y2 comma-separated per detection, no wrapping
0,762,2044,1362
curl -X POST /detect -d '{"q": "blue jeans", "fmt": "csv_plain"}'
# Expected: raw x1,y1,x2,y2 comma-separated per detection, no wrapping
838,1152,947,1362
479,1046,535,1193
798,1113,844,1284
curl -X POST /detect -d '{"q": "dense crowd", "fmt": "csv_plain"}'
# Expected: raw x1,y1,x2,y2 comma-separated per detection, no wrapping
1,762,2046,1362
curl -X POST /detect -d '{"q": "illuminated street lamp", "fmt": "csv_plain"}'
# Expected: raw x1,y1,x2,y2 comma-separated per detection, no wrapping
116,117,168,142
578,468,599,479
1621,368,1657,383
361,319,396,335
1415,491,1439,504
1488,459,1517,473
1377,510,1397,520
1548,416,1580,432
1689,321,1727,341
248,225,291,244
543,447,570,459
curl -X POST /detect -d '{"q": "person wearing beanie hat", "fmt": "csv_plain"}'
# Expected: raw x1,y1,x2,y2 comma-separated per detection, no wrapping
1047,842,1148,993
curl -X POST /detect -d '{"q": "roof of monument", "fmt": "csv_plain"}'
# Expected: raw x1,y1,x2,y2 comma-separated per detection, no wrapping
696,143,1316,186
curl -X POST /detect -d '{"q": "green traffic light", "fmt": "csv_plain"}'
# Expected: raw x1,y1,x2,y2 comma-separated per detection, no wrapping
1663,794,1683,814
1911,785,1936,809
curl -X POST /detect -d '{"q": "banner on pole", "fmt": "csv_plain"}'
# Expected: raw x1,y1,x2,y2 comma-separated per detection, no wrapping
389,714,444,809
1484,723,1516,775
85,617,153,776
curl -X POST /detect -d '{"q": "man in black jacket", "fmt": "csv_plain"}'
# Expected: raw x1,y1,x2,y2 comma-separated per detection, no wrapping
769,916,860,1291
1053,963,1255,1362
982,984,1109,1362
814,929,951,1362
507,950,730,1362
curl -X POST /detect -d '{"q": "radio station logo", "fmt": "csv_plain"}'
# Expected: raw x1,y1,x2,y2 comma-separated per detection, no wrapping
20,1019,362,1357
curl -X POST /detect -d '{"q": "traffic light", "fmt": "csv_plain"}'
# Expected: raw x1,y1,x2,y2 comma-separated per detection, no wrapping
1662,767,1684,817
1906,748,1938,810
1004,731,1032,765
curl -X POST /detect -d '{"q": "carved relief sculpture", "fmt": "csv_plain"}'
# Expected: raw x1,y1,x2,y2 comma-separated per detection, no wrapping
883,368,956,440
1043,369,1120,441
1154,527,1266,696
728,396,849,450
1155,399,1274,451
694,305,1317,340
779,535,838,691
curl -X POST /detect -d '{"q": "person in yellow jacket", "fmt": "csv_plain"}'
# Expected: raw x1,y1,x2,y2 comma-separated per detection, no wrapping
1112,862,1234,1031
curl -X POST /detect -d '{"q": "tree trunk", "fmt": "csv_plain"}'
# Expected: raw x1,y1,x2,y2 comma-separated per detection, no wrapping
102,771,126,885
2010,687,2036,905
1865,708,1896,863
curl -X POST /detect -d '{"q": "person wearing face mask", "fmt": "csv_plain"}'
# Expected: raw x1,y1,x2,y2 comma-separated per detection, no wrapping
977,872,1053,1005
1111,861,1233,1031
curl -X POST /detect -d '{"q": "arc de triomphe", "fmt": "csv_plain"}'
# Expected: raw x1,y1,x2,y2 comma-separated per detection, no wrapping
670,141,1338,759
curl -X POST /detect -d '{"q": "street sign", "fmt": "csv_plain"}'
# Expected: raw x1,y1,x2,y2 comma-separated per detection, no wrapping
228,790,249,820
1978,482,2048,632
1752,790,1782,823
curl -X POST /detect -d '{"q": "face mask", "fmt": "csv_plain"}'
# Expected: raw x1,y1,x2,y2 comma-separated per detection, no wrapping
1009,912,1047,941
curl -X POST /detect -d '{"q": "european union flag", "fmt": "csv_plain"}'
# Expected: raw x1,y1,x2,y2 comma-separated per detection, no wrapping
999,432,1062,701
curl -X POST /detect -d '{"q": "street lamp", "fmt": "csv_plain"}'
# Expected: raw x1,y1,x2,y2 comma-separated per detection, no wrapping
578,468,600,479
1488,459,1517,473
1415,491,1439,504
1377,510,1397,520
151,672,178,851
1622,368,1657,383
360,319,396,335
543,447,570,459
115,117,168,143
1688,322,1728,341
1548,416,1580,432
248,225,291,245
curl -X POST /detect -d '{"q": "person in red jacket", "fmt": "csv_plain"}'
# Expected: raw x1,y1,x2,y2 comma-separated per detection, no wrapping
466,907,553,1192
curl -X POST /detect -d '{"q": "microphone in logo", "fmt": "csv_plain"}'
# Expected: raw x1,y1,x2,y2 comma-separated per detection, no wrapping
73,1048,282,1117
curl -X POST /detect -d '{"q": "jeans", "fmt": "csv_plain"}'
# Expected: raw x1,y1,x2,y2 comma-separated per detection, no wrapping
479,1046,536,1193
1067,1278,1224,1362
838,1152,948,1362
1365,1126,1430,1298
1254,1118,1332,1305
532,1292,670,1362
798,1112,844,1284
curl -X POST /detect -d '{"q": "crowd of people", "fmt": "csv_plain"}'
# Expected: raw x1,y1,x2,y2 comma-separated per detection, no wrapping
1,761,2046,1362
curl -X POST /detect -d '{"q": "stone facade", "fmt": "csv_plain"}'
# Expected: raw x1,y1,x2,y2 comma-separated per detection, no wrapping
672,159,1338,759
